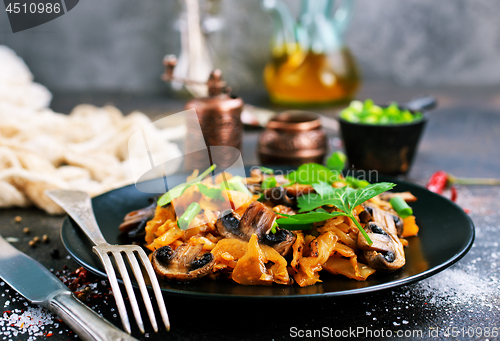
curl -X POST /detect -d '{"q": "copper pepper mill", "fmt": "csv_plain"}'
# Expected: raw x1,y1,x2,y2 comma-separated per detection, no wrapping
162,55,244,170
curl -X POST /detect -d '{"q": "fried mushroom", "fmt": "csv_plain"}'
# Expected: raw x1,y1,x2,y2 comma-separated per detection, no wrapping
357,221,405,272
151,244,215,282
261,229,296,256
215,201,296,256
263,186,295,207
363,203,404,237
215,209,244,239
118,202,157,241
392,215,404,237
239,201,279,237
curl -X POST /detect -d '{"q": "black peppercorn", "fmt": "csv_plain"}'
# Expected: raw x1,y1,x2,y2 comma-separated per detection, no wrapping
50,249,60,259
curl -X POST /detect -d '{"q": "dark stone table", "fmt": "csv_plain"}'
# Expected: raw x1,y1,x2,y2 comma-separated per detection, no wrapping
1,83,499,340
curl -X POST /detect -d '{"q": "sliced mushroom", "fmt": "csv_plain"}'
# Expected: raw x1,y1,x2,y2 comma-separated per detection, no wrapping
379,191,417,203
261,229,296,256
151,244,215,282
392,215,404,237
263,187,295,207
216,209,245,239
364,203,404,237
247,183,263,195
272,205,297,216
358,222,393,252
215,201,296,256
239,201,278,238
358,209,372,224
284,184,315,199
118,202,157,241
247,167,266,185
357,221,405,272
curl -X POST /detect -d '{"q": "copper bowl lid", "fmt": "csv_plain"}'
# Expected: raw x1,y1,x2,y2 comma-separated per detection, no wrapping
267,111,322,131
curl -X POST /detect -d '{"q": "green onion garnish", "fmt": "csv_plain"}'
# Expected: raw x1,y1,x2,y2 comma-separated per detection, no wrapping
177,202,202,230
261,176,277,190
220,176,252,197
157,164,216,206
390,196,413,219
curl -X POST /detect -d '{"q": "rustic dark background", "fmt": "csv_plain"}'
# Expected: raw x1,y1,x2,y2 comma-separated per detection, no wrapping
1,0,500,94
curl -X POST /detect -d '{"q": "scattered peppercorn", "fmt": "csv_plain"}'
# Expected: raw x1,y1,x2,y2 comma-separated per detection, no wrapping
42,234,49,243
76,286,92,301
28,236,40,247
23,227,30,234
14,216,22,223
50,249,60,259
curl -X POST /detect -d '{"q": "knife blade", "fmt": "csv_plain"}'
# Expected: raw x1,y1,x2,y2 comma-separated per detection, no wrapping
0,234,138,341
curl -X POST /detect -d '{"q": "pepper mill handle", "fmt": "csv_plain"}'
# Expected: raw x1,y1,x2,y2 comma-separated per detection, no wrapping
162,55,229,96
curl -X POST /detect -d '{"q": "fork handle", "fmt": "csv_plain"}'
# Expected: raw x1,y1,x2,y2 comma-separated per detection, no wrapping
46,190,107,246
46,290,138,341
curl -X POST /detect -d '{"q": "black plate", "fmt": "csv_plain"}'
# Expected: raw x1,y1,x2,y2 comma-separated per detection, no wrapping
61,170,474,300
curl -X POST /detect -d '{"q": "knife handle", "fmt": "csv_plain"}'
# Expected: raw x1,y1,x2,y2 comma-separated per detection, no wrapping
46,290,138,341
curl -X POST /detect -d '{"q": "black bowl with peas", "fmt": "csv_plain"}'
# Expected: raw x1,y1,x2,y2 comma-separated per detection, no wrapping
338,96,437,175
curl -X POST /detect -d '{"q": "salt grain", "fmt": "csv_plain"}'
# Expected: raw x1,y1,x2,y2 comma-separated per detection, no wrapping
0,307,55,339
415,267,498,310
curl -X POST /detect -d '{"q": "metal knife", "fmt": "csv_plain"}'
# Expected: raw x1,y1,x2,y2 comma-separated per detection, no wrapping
0,234,138,341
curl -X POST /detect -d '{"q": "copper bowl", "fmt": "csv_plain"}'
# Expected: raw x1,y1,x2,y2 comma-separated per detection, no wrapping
258,111,327,165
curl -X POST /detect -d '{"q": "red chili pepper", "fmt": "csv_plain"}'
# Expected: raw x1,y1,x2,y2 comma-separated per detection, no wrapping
426,171,449,194
450,185,457,202
427,171,459,202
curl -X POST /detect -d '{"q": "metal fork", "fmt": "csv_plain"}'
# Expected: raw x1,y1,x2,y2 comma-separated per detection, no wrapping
46,190,170,334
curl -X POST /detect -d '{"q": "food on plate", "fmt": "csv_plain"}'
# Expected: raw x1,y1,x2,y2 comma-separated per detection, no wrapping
119,159,420,287
340,99,423,125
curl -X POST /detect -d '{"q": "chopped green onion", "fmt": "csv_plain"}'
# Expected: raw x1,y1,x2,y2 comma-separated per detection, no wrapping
270,220,278,234
345,176,370,188
158,164,217,206
177,202,202,230
259,166,274,175
340,99,423,125
390,196,413,219
261,176,277,190
220,176,252,197
197,183,224,201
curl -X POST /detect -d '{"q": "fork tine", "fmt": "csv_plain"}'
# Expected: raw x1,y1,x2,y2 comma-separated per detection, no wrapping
112,251,145,333
125,250,158,332
136,248,170,331
95,250,131,334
